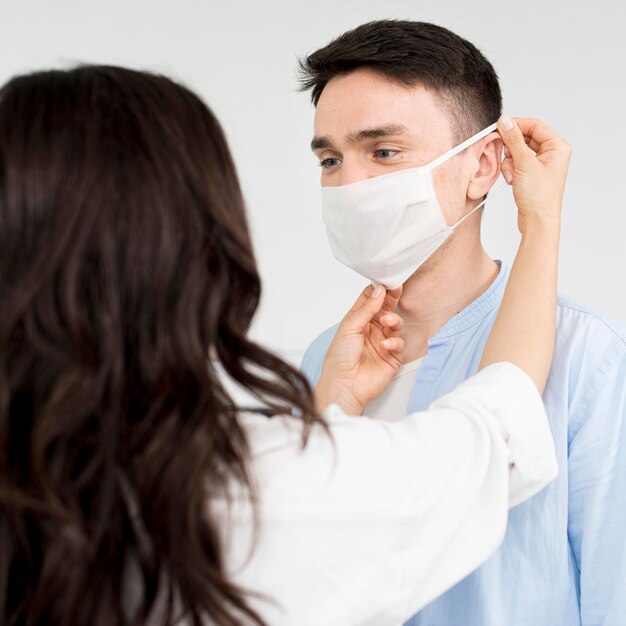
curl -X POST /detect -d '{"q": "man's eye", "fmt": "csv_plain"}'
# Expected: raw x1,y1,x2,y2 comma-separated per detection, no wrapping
375,149,398,159
319,157,341,169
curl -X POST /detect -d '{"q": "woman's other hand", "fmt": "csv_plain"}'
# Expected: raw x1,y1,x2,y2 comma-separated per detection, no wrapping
498,116,572,235
314,285,404,415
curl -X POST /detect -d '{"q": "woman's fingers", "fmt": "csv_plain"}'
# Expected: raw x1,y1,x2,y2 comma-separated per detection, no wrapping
497,116,535,168
501,156,514,185
515,118,566,150
380,312,403,333
342,284,386,332
381,336,405,354
497,115,571,232
348,285,402,318
345,285,403,335
379,286,403,314
504,120,552,158
505,117,571,161
380,312,405,358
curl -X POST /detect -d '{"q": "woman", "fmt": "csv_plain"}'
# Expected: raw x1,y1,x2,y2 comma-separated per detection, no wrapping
0,66,569,625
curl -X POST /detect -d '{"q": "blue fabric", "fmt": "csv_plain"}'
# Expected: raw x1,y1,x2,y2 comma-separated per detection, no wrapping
300,264,626,626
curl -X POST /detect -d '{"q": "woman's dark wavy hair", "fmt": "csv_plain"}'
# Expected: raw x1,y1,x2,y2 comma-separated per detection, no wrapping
0,65,321,626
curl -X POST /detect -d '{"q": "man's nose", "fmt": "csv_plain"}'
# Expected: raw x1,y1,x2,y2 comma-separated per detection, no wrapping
335,161,377,187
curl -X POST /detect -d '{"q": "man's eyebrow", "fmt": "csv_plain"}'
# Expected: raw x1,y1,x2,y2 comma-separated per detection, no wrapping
310,136,332,151
310,124,410,152
346,124,410,144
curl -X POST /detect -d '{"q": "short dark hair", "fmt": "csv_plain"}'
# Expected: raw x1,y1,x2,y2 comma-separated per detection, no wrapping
298,20,502,142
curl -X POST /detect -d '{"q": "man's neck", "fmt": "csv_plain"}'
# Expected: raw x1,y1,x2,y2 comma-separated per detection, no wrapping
399,247,500,362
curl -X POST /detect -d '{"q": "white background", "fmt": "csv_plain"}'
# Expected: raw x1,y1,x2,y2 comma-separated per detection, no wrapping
1,0,625,367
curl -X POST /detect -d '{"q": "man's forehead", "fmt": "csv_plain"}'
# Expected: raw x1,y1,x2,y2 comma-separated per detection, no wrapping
313,75,452,147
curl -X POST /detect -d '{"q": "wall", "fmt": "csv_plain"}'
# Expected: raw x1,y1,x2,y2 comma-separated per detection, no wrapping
1,0,624,372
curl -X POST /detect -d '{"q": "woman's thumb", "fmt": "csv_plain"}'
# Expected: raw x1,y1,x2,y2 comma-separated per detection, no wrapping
344,284,385,331
498,116,532,166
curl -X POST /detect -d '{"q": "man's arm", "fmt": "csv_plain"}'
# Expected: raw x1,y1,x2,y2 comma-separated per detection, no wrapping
567,329,626,626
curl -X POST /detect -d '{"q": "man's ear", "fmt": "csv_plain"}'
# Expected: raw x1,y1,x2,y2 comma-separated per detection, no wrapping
467,133,503,200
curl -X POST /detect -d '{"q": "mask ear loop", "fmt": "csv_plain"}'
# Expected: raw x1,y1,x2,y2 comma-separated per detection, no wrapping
422,122,499,173
442,126,508,229
452,172,510,230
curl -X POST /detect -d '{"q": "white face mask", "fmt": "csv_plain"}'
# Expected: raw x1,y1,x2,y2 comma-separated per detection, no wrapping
321,123,499,289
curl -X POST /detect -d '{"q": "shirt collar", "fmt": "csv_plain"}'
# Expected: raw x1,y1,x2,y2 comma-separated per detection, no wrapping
430,262,509,341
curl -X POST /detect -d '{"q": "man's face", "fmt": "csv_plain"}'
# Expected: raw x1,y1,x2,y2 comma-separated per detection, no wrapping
311,68,474,228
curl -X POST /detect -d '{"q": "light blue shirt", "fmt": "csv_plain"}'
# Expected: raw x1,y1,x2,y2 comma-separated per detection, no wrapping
300,264,626,626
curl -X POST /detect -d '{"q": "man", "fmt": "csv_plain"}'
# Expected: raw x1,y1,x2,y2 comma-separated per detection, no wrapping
298,20,626,626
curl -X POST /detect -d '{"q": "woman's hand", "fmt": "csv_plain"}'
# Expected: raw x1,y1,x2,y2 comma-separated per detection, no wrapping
480,117,571,392
314,285,404,415
498,116,572,235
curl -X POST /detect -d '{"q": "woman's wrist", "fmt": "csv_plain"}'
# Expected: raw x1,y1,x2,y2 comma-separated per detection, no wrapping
520,212,561,242
314,377,364,416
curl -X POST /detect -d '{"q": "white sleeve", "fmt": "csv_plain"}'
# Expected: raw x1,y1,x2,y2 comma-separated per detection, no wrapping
221,362,558,626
